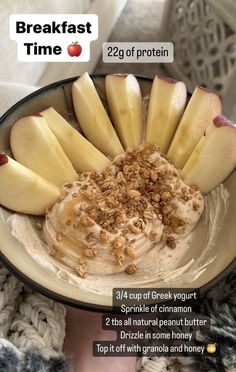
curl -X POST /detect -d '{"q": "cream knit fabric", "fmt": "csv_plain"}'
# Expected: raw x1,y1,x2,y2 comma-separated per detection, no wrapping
0,266,66,351
0,264,69,372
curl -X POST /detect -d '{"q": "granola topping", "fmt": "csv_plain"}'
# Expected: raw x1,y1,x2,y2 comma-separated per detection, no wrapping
35,222,43,230
126,263,137,274
43,144,204,277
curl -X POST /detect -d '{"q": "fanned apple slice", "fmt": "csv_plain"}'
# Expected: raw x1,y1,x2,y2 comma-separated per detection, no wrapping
0,154,60,215
40,107,110,172
146,75,187,153
167,86,222,168
181,115,236,193
72,72,124,158
10,114,78,187
105,74,143,149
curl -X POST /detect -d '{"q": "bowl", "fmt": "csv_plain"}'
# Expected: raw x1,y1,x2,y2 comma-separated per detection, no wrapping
0,75,235,312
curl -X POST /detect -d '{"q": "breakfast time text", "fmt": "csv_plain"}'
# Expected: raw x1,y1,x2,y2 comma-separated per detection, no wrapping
10,14,98,62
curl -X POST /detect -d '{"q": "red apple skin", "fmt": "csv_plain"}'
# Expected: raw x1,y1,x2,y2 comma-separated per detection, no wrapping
0,154,8,166
31,113,42,117
198,85,217,94
110,73,129,78
157,75,177,84
213,114,236,128
67,44,82,57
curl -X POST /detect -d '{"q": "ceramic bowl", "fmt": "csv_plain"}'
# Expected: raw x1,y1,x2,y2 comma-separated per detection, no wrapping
0,75,235,312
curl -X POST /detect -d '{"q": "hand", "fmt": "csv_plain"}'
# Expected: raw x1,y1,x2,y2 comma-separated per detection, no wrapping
63,306,137,372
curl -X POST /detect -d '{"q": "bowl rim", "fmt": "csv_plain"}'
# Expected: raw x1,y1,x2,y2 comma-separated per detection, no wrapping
0,248,235,313
0,74,235,312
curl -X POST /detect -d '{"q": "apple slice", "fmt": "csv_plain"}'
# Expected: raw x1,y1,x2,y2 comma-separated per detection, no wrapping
105,74,143,149
0,154,60,215
181,115,236,193
40,107,110,172
167,86,222,168
10,114,78,187
146,75,187,153
72,72,124,158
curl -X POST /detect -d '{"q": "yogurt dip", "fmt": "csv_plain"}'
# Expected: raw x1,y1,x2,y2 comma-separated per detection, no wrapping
43,144,204,277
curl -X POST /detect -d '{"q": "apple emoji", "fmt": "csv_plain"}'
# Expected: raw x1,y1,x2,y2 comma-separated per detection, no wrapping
67,41,82,57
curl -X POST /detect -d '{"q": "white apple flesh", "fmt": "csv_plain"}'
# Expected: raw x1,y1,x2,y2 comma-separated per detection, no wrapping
72,72,124,158
146,75,187,153
41,107,110,172
0,154,60,215
10,114,78,187
181,115,236,193
167,86,222,168
105,74,143,149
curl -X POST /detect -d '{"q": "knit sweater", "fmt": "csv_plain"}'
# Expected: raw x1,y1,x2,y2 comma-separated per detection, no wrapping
0,262,70,372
